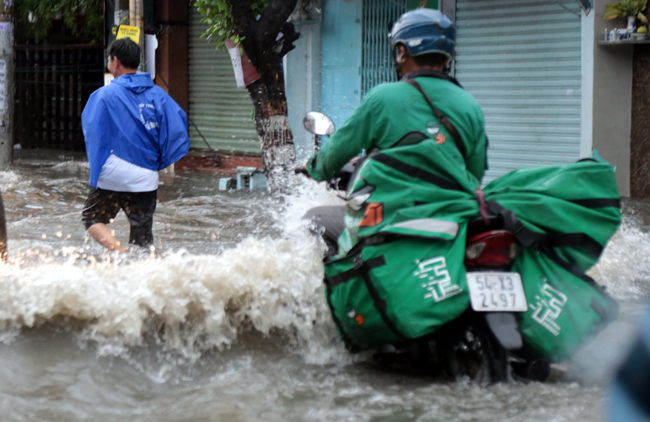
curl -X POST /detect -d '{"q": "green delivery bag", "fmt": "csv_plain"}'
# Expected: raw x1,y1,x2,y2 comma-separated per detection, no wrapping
324,224,470,351
513,247,619,361
325,134,621,359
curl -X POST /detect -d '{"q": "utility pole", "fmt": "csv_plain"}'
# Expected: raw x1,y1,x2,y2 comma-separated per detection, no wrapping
0,0,13,165
115,0,130,26
131,0,144,72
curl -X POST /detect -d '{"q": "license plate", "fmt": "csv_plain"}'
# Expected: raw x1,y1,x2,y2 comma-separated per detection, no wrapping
466,272,528,312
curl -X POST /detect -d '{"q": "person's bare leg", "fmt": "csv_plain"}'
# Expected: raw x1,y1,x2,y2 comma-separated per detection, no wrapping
87,223,126,252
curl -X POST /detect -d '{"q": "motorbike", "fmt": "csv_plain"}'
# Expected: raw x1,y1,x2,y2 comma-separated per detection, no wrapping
373,215,551,384
301,112,550,384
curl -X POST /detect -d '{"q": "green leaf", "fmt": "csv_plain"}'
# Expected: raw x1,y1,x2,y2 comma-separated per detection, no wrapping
604,0,649,17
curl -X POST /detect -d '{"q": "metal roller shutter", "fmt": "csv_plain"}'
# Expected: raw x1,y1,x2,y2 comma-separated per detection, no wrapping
361,0,407,97
189,7,260,154
454,0,583,181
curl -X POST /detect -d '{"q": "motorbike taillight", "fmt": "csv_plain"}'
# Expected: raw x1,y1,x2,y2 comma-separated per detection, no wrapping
464,230,518,269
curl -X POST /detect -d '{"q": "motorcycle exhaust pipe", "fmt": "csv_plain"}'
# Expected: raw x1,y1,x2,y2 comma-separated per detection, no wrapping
512,359,551,382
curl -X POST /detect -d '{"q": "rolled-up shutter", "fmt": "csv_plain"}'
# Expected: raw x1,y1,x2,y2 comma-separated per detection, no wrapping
454,0,582,182
189,7,260,154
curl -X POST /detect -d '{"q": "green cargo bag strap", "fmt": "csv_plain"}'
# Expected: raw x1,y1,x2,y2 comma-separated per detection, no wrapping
324,255,408,348
403,78,467,160
485,200,605,258
340,130,434,195
326,256,386,287
569,198,621,208
369,150,464,192
390,131,429,148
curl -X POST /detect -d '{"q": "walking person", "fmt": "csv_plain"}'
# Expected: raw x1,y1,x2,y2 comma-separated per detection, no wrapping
81,38,190,252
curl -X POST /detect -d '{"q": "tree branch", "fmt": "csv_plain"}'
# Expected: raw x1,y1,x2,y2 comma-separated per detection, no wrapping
258,0,299,42
230,0,255,41
230,0,261,67
278,22,300,57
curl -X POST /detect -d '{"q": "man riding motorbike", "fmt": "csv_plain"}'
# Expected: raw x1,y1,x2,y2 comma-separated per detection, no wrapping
298,9,621,384
303,9,488,256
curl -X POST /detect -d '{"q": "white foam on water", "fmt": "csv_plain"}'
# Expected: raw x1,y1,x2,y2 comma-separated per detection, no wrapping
589,218,650,301
0,238,339,360
0,170,25,191
51,161,89,171
0,177,354,370
278,175,345,237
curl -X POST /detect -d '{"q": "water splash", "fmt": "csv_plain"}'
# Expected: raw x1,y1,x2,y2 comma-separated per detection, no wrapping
0,172,352,371
590,217,650,301
0,235,339,360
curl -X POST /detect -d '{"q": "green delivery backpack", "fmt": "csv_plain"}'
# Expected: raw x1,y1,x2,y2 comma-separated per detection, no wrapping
324,223,469,351
512,247,618,361
323,136,621,362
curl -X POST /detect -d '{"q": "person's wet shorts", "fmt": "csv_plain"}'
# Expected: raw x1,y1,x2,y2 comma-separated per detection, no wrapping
82,187,157,246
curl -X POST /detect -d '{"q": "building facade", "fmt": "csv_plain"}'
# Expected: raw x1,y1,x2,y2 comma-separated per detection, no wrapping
288,0,643,196
131,0,644,196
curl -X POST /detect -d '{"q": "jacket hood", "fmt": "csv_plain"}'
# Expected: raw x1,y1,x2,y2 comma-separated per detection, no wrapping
112,73,155,93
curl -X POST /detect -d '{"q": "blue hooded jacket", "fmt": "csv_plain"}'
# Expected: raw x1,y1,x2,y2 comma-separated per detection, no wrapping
81,73,190,187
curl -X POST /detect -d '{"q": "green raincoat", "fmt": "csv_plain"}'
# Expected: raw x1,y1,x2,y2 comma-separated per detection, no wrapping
307,75,488,182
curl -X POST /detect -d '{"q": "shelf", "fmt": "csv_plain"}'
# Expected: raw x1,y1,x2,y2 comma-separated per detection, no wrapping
598,39,650,45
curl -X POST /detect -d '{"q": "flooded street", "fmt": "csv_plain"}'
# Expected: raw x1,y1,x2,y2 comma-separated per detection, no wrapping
0,149,647,421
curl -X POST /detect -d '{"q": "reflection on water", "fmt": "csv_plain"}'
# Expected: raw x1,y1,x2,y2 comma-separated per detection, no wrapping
0,149,647,421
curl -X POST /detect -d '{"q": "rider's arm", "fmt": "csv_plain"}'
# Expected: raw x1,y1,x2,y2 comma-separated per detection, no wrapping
306,94,379,181
465,126,488,182
462,107,488,183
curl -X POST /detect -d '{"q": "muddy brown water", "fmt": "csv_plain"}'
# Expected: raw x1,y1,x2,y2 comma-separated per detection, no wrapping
0,149,647,421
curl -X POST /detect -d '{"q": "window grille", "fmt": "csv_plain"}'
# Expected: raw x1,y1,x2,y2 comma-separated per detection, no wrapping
361,0,408,97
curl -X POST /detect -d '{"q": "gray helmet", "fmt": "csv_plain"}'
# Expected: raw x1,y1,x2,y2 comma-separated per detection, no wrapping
388,9,456,60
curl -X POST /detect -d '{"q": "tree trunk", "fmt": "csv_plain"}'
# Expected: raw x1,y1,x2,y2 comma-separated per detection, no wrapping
229,0,300,192
246,64,295,193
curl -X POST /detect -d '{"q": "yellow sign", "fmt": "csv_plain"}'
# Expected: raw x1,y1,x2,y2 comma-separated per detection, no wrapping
116,25,141,43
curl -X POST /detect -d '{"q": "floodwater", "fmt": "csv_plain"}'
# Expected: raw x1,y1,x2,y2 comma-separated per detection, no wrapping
0,148,648,421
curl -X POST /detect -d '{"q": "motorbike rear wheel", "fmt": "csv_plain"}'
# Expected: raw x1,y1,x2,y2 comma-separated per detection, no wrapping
437,313,510,384
480,322,509,383
372,313,511,384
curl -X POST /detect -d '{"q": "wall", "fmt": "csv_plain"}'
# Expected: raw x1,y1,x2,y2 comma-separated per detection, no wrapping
285,22,322,162
439,0,455,20
320,0,363,130
155,0,189,112
630,45,650,197
590,0,633,196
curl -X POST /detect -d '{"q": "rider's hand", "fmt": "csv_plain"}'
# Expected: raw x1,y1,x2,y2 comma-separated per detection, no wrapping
302,163,312,178
295,163,311,178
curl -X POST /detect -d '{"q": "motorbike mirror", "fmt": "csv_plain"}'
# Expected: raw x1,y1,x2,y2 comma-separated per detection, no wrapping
303,112,336,136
